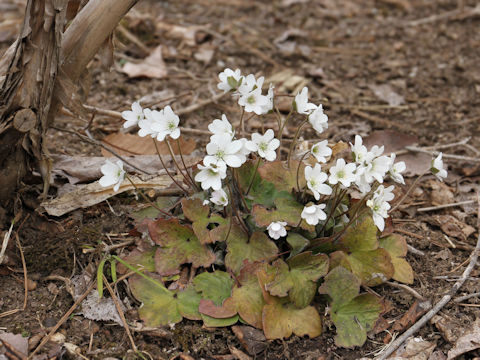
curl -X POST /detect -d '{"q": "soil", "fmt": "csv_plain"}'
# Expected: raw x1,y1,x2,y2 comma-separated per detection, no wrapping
1,0,480,359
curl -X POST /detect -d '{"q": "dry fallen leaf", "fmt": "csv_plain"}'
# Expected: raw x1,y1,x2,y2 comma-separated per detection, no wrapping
431,315,463,343
429,215,476,240
101,133,196,157
121,45,167,79
41,174,178,217
425,179,455,206
389,336,436,359
0,331,28,358
194,43,215,64
369,84,405,107
447,318,480,359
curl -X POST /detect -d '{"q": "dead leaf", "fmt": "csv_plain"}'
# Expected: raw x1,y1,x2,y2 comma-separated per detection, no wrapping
194,43,215,64
447,318,480,359
0,331,28,358
41,174,178,217
369,84,405,107
425,179,455,206
389,337,436,359
121,45,167,79
429,215,475,240
156,22,206,47
101,133,196,157
363,130,431,176
281,0,309,7
229,346,252,360
231,326,267,355
431,315,463,343
384,300,431,343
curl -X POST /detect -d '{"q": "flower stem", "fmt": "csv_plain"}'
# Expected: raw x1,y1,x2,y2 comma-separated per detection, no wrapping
389,169,428,213
125,175,172,217
152,139,189,194
175,138,198,190
232,168,249,211
238,108,245,137
245,157,261,196
287,118,309,168
165,138,194,189
296,151,310,193
227,180,249,236
277,108,293,157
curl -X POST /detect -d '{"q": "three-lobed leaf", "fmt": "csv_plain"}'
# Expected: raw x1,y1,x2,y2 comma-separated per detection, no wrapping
379,234,414,284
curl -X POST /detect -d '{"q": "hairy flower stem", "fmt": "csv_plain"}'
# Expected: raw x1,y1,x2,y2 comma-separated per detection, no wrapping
232,169,249,212
165,139,195,189
227,181,249,236
287,118,309,168
175,138,198,191
238,108,245,137
295,151,310,193
389,169,428,213
277,108,293,151
124,175,172,217
152,139,189,194
319,187,347,235
245,157,261,196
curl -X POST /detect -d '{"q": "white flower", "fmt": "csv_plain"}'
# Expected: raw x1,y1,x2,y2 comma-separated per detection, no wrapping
267,221,287,240
301,204,327,225
122,101,143,128
204,137,244,168
294,87,317,115
234,138,254,164
305,163,332,200
388,153,406,185
238,87,269,115
210,189,229,207
311,140,332,163
247,129,280,161
217,68,242,92
366,185,395,231
151,105,181,141
237,74,264,96
139,106,181,141
360,155,391,184
195,161,227,190
308,106,328,134
431,153,448,181
209,114,234,141
99,159,125,192
329,158,357,187
350,135,369,165
260,83,274,114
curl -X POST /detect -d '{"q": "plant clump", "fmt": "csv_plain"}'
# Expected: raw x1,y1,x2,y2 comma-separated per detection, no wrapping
100,67,448,348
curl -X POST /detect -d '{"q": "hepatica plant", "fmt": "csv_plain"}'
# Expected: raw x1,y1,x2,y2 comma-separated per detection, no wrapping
100,68,447,347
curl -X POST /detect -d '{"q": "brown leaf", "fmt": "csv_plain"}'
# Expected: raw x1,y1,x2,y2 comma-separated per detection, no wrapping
368,84,405,107
447,318,480,359
430,215,475,240
232,326,267,355
390,337,436,359
425,179,455,206
384,300,431,343
101,133,196,157
431,315,463,343
121,45,167,79
229,346,252,360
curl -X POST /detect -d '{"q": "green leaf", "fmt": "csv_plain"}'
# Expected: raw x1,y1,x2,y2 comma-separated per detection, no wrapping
258,160,306,193
182,198,229,244
286,233,310,258
225,226,278,275
149,218,216,275
262,301,322,340
193,271,238,326
252,197,314,232
257,265,322,339
319,267,382,348
117,246,156,274
379,234,414,284
347,249,394,286
129,276,202,326
193,271,234,306
232,262,267,329
331,294,383,348
266,252,329,308
339,215,378,252
129,197,178,221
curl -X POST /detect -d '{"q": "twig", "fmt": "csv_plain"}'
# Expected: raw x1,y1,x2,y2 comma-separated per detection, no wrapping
407,244,425,257
454,292,480,303
51,126,154,175
28,281,97,359
386,281,424,300
376,193,480,360
395,228,424,240
117,23,150,56
82,239,135,254
407,4,480,26
15,234,28,310
418,199,475,212
350,109,413,133
390,170,428,213
405,146,480,163
0,221,14,265
102,274,137,352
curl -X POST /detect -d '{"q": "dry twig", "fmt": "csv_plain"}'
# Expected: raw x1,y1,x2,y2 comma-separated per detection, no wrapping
386,281,424,300
376,194,480,360
418,199,475,212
